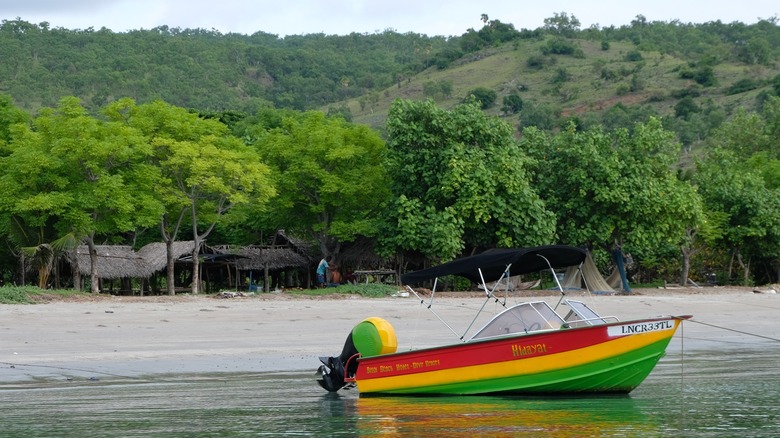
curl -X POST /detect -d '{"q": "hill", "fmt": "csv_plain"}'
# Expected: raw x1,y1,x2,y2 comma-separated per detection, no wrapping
2,16,779,145
345,36,778,142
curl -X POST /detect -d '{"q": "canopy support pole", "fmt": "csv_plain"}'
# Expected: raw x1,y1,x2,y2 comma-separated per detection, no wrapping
407,265,516,342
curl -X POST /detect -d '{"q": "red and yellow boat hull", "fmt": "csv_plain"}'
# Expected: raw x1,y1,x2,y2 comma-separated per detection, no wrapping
350,317,686,395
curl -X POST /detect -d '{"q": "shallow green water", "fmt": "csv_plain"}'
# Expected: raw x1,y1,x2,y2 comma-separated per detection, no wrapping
1,347,778,437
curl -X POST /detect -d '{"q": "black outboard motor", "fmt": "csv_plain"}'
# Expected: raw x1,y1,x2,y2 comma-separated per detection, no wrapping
316,317,398,392
316,332,359,392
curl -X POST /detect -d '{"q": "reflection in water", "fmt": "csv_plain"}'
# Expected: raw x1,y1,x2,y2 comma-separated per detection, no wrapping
354,395,654,437
0,348,777,436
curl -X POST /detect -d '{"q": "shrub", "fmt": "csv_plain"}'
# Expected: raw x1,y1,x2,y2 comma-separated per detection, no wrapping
0,286,34,304
526,54,550,70
624,50,643,61
541,37,577,56
465,87,497,109
502,94,524,114
726,78,760,95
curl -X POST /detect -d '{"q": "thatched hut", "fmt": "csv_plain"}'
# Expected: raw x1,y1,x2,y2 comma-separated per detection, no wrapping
66,232,316,294
72,245,150,279
136,241,196,273
71,245,152,293
71,241,224,294
213,230,314,292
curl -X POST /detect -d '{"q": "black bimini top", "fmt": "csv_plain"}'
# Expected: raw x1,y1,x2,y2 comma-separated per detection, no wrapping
400,245,587,285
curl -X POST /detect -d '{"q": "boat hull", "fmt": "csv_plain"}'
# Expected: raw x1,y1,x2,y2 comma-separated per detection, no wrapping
352,317,684,395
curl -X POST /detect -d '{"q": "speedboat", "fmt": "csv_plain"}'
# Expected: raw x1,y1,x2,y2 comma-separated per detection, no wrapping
316,245,689,395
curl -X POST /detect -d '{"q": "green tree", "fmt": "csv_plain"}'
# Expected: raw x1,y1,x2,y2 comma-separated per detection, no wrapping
104,99,275,295
772,74,780,96
246,109,388,259
380,99,555,262
0,94,29,147
501,94,524,114
695,99,780,283
141,103,275,294
423,80,453,100
524,118,701,291
737,37,772,65
674,96,700,119
543,12,581,37
695,149,780,284
464,87,497,109
518,102,561,131
0,97,165,292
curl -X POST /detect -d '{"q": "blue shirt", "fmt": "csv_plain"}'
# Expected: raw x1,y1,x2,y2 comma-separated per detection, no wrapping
317,259,329,275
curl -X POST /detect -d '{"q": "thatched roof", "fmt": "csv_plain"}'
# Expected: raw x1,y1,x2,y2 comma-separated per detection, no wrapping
270,229,312,256
72,245,152,279
72,241,198,280
232,246,309,271
210,230,313,271
70,232,313,281
137,241,196,272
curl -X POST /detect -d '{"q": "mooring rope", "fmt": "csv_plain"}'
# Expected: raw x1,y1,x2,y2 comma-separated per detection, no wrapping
680,320,686,429
686,319,780,342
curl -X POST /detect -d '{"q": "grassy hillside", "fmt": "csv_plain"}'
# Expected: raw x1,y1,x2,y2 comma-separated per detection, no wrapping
344,37,778,131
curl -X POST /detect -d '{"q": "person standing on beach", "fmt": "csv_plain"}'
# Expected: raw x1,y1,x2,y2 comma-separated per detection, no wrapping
316,256,331,288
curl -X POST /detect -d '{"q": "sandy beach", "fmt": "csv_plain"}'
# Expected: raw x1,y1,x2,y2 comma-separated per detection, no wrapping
1,287,778,384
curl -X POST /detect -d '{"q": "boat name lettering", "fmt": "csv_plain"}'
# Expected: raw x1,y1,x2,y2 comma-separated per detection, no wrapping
392,359,440,371
411,359,441,369
369,359,442,374
607,320,674,337
511,343,547,357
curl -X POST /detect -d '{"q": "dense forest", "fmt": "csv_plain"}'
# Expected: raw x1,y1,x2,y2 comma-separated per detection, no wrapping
1,14,779,291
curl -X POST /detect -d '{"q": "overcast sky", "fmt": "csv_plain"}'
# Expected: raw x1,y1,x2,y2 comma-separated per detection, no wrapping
1,0,777,37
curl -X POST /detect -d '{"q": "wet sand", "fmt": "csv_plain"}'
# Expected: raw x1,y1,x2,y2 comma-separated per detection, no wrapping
1,288,777,384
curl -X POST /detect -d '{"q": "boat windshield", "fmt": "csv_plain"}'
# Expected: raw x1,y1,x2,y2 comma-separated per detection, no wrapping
561,299,613,327
469,302,565,340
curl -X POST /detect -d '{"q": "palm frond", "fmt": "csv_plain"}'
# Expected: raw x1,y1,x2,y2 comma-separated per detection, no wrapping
51,232,82,252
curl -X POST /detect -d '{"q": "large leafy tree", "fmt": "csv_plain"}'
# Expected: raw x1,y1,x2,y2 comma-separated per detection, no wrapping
112,100,276,294
0,97,164,292
0,94,29,148
244,109,388,258
524,118,702,291
695,99,780,284
695,150,780,284
380,99,555,263
0,95,32,283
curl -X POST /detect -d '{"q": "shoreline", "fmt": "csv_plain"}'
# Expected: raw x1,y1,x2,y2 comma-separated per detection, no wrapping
1,287,777,385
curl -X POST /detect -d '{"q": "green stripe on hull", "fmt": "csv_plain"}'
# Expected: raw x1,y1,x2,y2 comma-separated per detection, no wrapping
376,338,672,395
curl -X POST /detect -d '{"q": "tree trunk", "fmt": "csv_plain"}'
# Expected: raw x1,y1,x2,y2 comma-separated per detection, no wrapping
85,237,100,294
735,252,750,285
72,254,82,292
161,209,187,296
166,238,175,295
680,246,692,287
191,239,201,294
727,251,735,281
20,252,25,286
264,263,270,293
